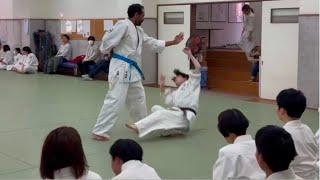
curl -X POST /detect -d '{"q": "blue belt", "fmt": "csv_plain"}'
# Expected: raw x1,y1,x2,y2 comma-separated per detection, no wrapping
112,53,145,80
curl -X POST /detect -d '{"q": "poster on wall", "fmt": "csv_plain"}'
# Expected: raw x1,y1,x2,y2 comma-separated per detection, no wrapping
211,3,227,22
228,3,244,23
196,4,210,21
61,20,76,33
77,20,90,37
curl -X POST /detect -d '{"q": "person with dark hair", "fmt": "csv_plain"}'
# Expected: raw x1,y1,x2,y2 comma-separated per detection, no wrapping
212,109,264,180
82,53,111,81
239,4,255,61
249,46,260,82
13,48,22,63
44,34,72,74
0,45,14,70
10,46,38,74
276,88,319,179
92,3,184,141
109,139,160,180
77,36,100,75
255,125,302,180
125,48,201,138
40,126,102,179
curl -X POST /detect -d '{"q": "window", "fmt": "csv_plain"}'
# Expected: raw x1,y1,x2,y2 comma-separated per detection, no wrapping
271,8,299,23
164,12,184,24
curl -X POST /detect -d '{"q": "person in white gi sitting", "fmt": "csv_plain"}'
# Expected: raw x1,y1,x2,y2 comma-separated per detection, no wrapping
11,46,38,74
276,88,319,180
255,125,303,180
125,47,201,138
0,45,14,70
212,109,265,180
109,139,161,180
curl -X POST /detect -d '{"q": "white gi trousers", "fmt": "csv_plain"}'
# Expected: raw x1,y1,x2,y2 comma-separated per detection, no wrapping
135,105,189,138
92,79,147,136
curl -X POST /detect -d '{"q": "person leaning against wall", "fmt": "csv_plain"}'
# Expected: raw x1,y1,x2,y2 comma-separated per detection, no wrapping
44,34,72,74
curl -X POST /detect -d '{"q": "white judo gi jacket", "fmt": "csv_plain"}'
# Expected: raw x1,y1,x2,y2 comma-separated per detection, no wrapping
53,167,102,180
212,135,265,180
0,51,14,69
240,12,255,61
134,70,201,138
283,120,319,180
266,169,303,180
100,19,165,83
112,160,161,180
92,19,166,137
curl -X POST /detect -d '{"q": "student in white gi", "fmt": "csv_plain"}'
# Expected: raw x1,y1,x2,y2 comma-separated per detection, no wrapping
212,109,265,180
125,48,201,138
276,88,319,180
109,139,161,180
239,4,255,61
77,36,100,75
40,126,102,180
92,4,184,141
0,45,14,70
255,125,303,180
11,46,38,74
6,48,23,71
44,34,72,74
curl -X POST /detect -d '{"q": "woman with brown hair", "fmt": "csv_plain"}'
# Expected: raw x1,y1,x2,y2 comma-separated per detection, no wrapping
40,126,102,179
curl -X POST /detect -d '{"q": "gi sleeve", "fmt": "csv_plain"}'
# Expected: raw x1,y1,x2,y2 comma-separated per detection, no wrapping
100,21,128,54
212,151,236,180
143,31,165,53
162,88,174,106
188,70,201,91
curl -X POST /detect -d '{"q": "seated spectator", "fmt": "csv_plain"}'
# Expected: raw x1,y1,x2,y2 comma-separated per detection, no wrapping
109,139,161,180
40,126,102,180
10,46,38,74
81,54,111,81
255,125,302,180
13,48,23,64
77,36,99,75
276,88,319,179
6,48,23,71
212,109,264,180
0,42,4,59
249,46,260,82
44,34,72,74
0,45,14,70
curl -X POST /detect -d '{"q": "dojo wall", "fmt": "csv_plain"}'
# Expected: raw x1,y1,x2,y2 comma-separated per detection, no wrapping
7,0,156,19
298,0,319,109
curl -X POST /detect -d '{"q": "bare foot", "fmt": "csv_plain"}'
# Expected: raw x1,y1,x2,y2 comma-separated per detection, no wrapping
92,133,110,141
125,123,139,134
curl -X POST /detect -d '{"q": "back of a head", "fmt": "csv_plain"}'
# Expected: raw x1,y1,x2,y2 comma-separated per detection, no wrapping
15,48,21,54
3,45,10,52
40,126,88,179
255,125,297,173
217,109,249,137
22,46,32,54
276,88,307,119
109,139,143,163
127,4,144,18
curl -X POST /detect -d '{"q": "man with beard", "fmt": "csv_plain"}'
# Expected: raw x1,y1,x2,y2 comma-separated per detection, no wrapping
92,3,184,141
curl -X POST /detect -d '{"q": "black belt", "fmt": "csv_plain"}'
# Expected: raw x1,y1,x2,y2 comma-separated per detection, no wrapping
179,107,197,116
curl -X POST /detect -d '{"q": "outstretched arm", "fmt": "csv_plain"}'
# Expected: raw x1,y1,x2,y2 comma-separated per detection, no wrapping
183,48,201,70
165,32,184,47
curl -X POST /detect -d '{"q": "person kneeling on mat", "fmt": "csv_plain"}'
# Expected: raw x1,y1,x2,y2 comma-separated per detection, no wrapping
126,47,201,138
